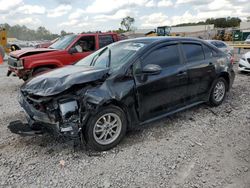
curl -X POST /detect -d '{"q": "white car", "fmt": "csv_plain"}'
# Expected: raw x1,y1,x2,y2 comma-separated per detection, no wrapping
206,40,234,56
238,52,250,72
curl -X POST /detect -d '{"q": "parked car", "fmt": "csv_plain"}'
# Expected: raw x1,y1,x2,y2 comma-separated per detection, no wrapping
245,35,250,44
238,51,250,72
35,38,59,48
7,32,120,80
8,37,235,151
206,40,234,56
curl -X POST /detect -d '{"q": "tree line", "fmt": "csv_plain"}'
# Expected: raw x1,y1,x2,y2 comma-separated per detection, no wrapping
174,17,241,28
0,17,243,40
0,23,60,41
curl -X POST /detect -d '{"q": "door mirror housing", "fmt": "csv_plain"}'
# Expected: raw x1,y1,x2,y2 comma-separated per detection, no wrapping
142,64,162,75
68,47,78,54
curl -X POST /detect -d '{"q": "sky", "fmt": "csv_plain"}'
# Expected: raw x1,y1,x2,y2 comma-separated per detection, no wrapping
0,0,249,34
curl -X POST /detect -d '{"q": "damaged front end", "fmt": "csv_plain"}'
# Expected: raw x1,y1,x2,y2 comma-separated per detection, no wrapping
8,65,110,139
8,90,84,139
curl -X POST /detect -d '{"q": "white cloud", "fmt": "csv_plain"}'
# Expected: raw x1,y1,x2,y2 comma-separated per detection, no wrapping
47,4,72,17
94,9,136,21
145,0,155,7
85,0,148,13
0,0,23,12
16,5,46,15
176,0,210,6
68,8,85,19
14,17,41,28
59,16,89,27
141,12,170,28
158,0,173,7
59,19,79,27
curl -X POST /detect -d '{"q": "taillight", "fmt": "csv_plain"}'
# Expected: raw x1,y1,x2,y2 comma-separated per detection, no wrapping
230,56,234,65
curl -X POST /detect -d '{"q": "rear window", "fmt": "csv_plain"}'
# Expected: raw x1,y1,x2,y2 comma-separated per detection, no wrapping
182,44,204,62
203,45,218,58
99,35,114,48
211,41,226,48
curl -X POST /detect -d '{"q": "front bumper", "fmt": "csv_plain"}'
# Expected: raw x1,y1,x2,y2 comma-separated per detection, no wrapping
18,93,61,134
238,59,250,72
7,56,30,79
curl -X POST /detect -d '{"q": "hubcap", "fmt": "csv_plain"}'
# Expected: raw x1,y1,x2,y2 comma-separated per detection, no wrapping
213,81,225,102
93,113,122,145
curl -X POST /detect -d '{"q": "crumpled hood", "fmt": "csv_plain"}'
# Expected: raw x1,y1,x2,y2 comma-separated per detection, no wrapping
21,65,109,96
10,48,57,58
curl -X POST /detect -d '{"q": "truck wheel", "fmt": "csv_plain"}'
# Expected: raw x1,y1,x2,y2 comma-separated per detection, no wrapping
209,77,227,106
32,67,51,77
0,46,5,59
84,105,127,151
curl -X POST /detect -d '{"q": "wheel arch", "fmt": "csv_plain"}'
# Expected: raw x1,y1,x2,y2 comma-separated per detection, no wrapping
33,64,58,72
102,99,132,129
218,72,230,91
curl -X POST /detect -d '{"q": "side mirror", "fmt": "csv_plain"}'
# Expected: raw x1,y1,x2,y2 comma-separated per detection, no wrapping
142,64,162,75
68,47,78,54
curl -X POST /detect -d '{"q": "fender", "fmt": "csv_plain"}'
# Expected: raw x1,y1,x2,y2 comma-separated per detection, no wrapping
25,59,63,69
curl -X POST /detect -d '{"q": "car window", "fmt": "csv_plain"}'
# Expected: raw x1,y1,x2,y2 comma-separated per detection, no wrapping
182,43,204,62
216,41,226,48
203,45,213,59
49,35,77,50
211,41,226,48
99,35,114,48
72,36,95,53
142,44,181,68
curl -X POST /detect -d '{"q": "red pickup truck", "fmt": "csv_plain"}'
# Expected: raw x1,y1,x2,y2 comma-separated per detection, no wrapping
7,32,120,80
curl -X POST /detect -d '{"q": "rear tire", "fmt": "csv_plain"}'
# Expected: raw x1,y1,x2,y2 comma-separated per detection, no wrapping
84,105,127,151
209,77,227,106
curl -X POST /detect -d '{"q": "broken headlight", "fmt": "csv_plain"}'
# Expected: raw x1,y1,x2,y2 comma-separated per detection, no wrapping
59,100,78,121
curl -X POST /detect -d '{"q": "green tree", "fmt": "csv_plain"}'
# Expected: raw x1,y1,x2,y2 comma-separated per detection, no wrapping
121,16,135,31
61,30,67,36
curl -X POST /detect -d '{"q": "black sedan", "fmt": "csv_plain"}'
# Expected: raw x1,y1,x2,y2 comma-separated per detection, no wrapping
9,37,235,151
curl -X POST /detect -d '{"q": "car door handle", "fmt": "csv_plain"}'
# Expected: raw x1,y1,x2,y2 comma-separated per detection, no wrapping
176,71,187,76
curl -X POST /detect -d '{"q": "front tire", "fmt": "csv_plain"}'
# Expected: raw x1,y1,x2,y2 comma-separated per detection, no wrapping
32,67,52,77
209,77,227,106
84,105,127,151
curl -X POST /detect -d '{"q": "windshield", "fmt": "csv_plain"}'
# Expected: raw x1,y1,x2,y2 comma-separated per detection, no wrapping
49,35,77,50
75,41,146,70
247,35,250,39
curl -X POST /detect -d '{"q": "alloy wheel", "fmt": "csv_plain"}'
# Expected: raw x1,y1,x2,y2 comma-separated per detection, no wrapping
93,113,122,145
213,81,226,102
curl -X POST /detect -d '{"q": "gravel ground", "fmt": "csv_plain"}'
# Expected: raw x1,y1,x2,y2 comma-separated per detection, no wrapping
0,61,250,188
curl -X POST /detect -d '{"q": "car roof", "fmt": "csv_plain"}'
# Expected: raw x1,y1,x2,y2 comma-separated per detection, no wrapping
78,32,117,37
121,36,206,44
206,40,226,43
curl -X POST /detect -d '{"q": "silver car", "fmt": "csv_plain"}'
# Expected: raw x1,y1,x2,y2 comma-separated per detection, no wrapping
206,40,234,56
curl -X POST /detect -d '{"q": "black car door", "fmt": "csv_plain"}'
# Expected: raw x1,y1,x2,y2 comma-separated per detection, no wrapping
180,42,216,102
133,43,188,122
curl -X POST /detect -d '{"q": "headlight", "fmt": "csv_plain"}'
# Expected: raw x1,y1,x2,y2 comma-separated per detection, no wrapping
241,55,246,61
59,100,78,120
16,59,24,68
